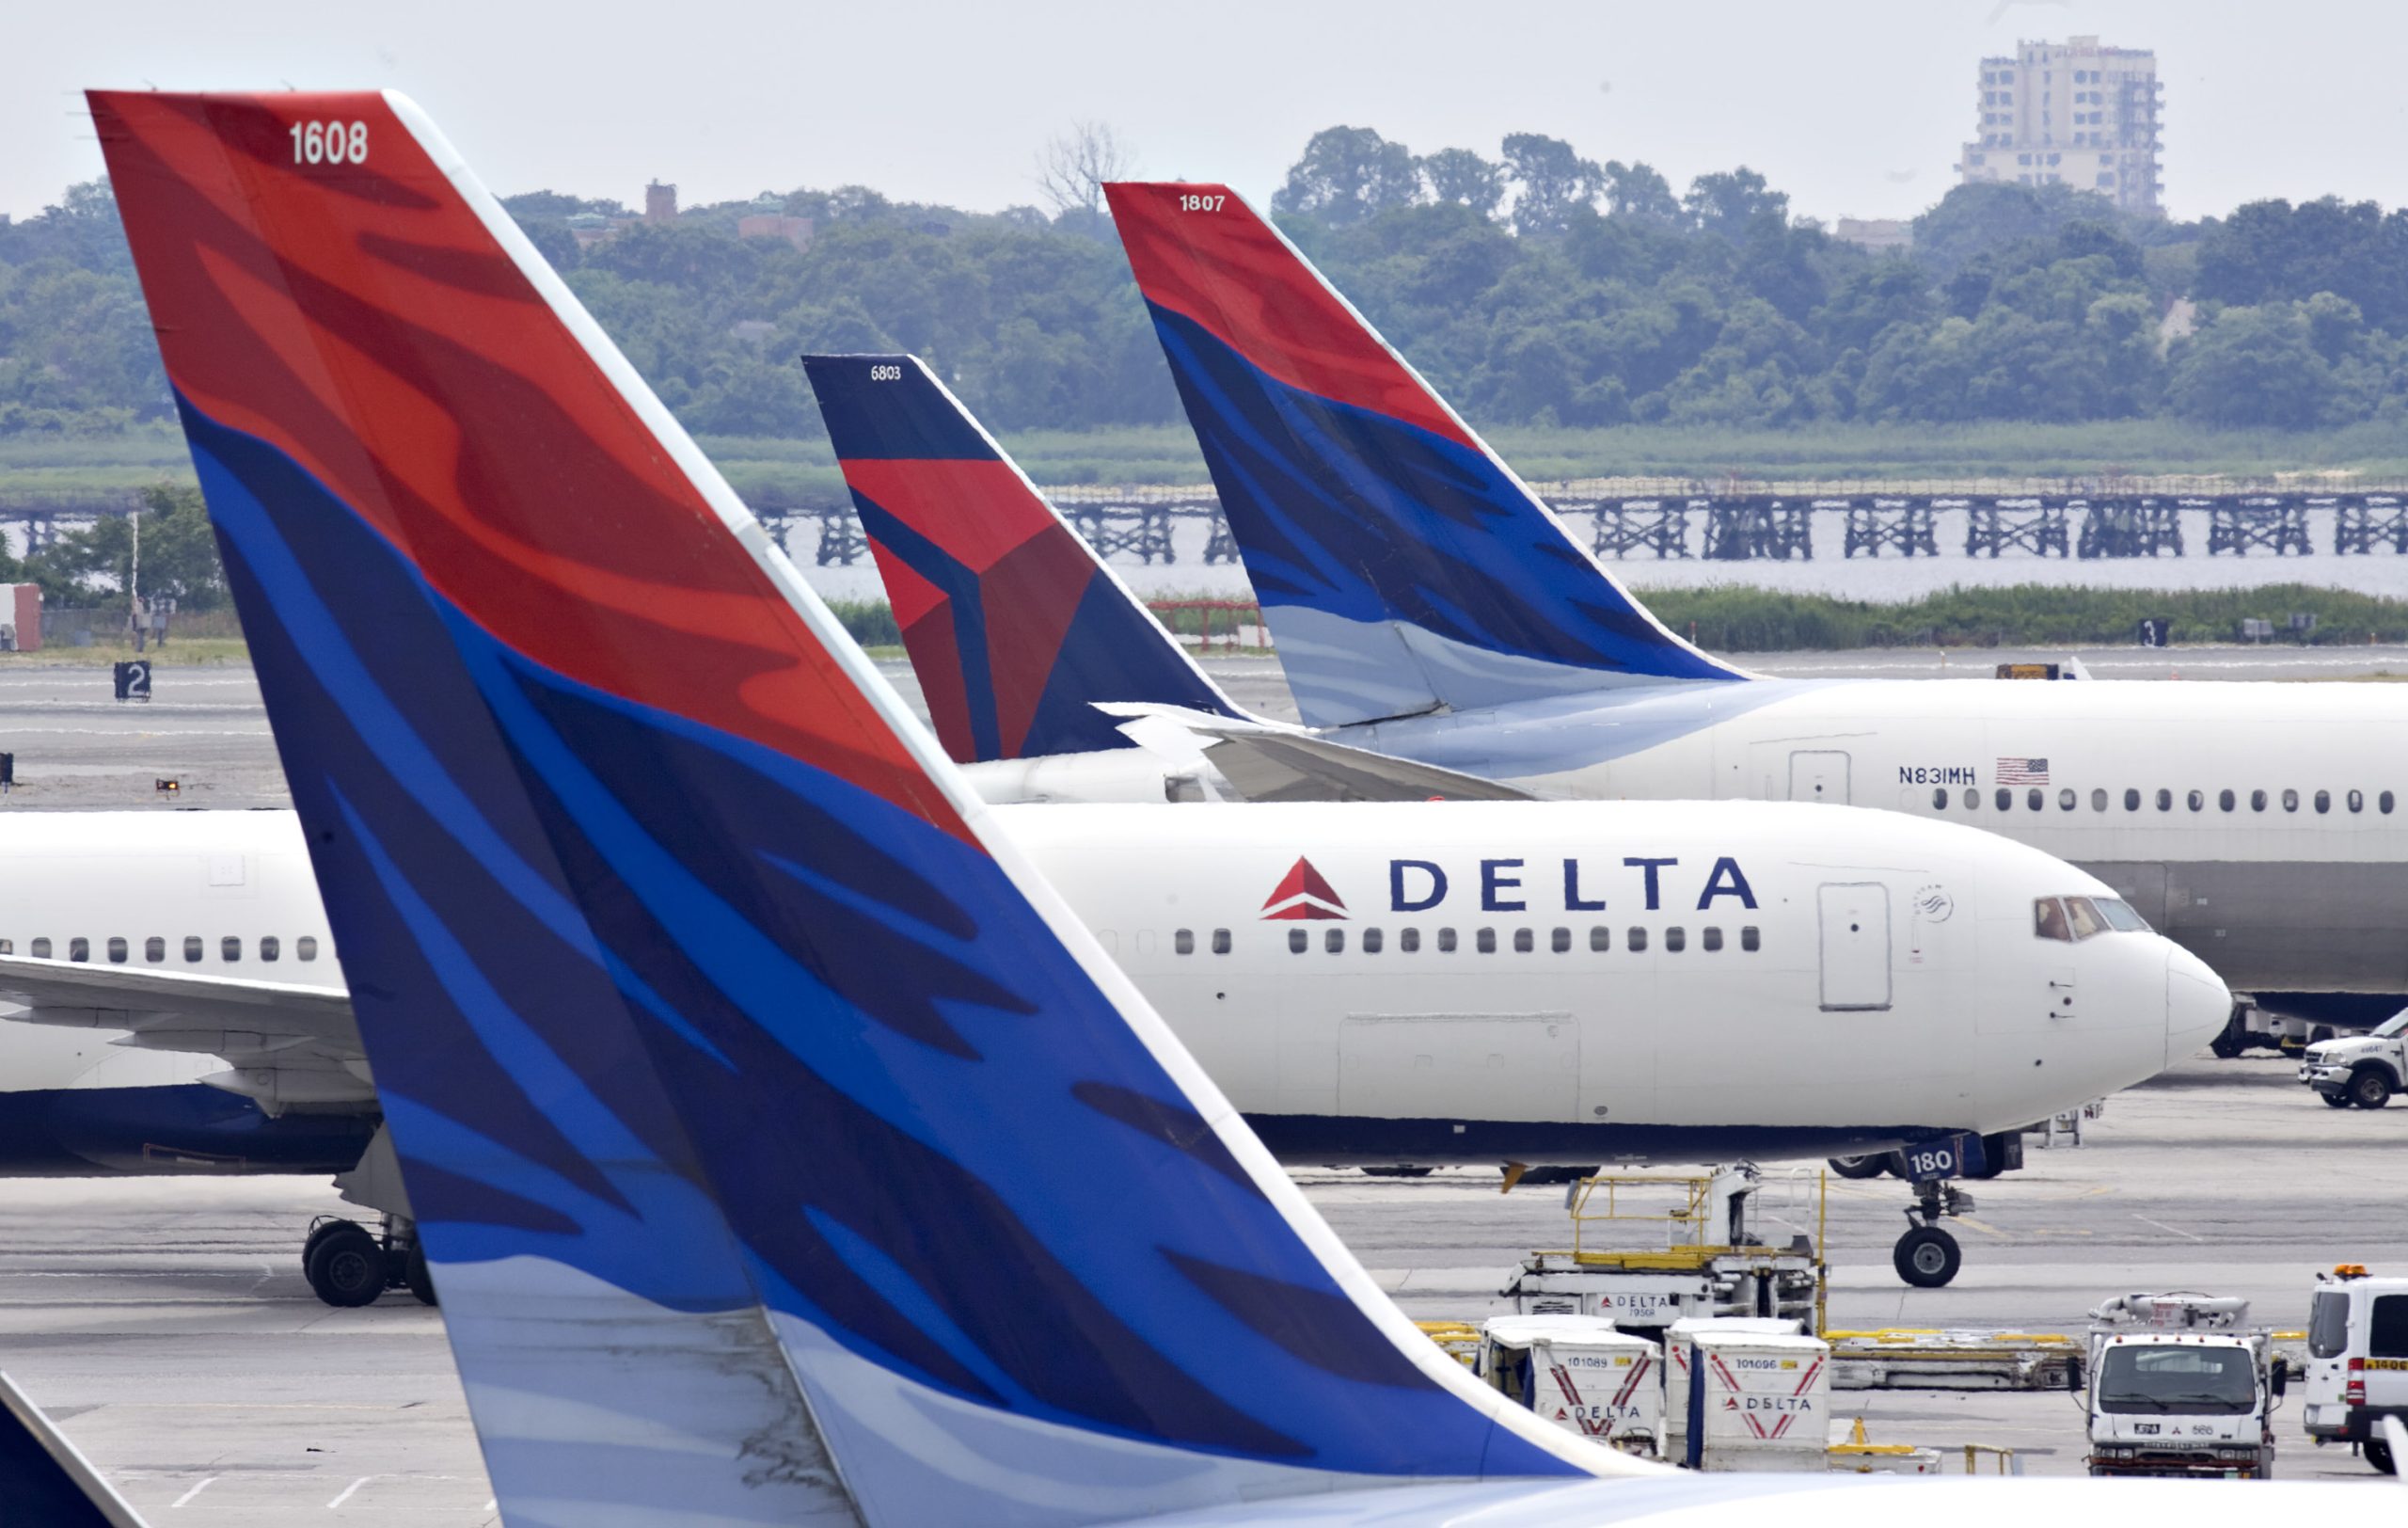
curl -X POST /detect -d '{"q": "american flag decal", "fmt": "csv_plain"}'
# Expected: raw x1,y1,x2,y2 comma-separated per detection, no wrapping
1996,757,2050,785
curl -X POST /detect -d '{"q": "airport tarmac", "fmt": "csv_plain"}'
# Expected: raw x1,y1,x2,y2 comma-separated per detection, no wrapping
0,656,2400,1515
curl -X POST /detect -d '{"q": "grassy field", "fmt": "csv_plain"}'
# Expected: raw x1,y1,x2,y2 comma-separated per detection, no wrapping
20,420,2408,499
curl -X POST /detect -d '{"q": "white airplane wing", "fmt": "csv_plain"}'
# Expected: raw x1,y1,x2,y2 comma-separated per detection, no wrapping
0,956,370,1111
1106,705,1536,803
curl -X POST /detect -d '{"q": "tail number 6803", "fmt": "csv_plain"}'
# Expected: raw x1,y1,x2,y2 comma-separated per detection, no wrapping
292,121,369,167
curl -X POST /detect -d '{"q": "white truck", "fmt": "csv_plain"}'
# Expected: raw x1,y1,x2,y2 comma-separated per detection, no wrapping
2074,1293,2284,1479
2302,1265,2408,1474
2298,1010,2406,1109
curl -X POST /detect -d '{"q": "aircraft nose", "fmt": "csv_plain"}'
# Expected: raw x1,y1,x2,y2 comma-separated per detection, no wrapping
2164,942,2232,1064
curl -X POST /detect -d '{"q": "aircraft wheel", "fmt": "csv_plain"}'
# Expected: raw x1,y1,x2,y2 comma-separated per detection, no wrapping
2348,1068,2394,1109
2322,1091,2355,1108
404,1243,438,1308
1893,1225,1962,1288
2367,1437,2395,1475
1827,1154,1888,1180
305,1222,387,1308
300,1216,359,1275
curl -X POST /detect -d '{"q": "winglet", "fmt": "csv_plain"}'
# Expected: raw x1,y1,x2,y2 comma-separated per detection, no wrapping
1105,182,1748,726
100,89,1622,1526
0,1373,145,1528
805,354,1247,762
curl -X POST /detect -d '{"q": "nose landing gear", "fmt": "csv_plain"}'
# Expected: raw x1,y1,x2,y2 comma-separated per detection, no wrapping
1893,1179,1974,1288
301,1213,436,1309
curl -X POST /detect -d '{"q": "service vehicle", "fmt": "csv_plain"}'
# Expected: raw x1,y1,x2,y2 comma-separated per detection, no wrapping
2302,1265,2408,1473
1506,1168,1823,1332
2298,1010,2407,1109
2075,1293,2284,1479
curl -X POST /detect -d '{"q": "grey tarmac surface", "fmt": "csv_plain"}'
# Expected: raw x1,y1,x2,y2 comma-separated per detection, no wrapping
0,658,2397,1516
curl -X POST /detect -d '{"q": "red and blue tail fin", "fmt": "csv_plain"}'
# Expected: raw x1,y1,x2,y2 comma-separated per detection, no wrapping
804,354,1244,763
1104,183,1748,727
98,90,1617,1526
0,1374,142,1527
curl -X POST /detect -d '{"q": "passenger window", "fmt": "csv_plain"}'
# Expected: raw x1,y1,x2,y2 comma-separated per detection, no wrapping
2219,789,2235,812
1175,930,1194,955
107,936,127,963
1627,927,1649,952
1740,926,1761,952
1665,927,1687,952
2186,789,2203,812
261,936,280,962
1550,927,1570,953
2090,788,2107,811
2154,788,2172,812
29,937,49,959
2282,788,2300,813
2349,790,2365,814
1995,788,2011,811
2314,790,2331,815
1324,929,1344,954
1590,926,1610,952
1932,787,1947,809
2123,788,2140,811
1436,929,1457,952
1289,930,1307,954
1363,928,1384,954
2251,788,2267,812
1399,928,1419,953
1476,929,1497,954
1513,929,1533,953
2035,899,2071,942
1211,929,1229,955
2065,897,2108,940
2384,791,2397,815
183,936,203,963
1703,927,1724,951
1963,788,1978,810
69,938,88,963
0,939,10,955
2058,788,2075,811
145,936,165,963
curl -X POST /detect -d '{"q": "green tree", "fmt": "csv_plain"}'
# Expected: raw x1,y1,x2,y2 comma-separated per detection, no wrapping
2167,304,2337,428
1418,149,1506,218
1273,128,1422,227
1684,168,1787,241
1500,134,1604,236
1602,161,1681,226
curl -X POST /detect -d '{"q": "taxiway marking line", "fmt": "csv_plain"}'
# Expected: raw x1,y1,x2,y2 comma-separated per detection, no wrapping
171,1476,216,1507
2132,1214,2205,1242
1953,1216,2012,1240
326,1475,375,1508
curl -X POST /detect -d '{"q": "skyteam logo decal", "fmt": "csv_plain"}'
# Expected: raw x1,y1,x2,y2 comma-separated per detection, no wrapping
1261,857,1348,921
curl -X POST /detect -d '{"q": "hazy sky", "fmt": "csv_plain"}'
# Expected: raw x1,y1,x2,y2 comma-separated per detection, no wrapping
8,0,2404,226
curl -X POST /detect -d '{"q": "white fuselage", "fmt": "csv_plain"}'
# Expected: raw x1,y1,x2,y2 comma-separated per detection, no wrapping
0,804,2226,1164
976,676,2408,998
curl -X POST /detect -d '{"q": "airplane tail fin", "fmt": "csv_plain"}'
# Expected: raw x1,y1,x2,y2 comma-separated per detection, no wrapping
1104,183,1747,726
804,354,1245,762
97,90,1617,1527
0,1373,144,1528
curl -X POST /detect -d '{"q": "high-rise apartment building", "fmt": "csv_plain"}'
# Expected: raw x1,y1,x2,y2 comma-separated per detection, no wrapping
1957,37,2162,215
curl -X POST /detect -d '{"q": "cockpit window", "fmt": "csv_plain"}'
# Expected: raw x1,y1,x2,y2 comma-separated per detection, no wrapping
2035,899,2071,942
2064,897,2109,940
2094,897,2151,933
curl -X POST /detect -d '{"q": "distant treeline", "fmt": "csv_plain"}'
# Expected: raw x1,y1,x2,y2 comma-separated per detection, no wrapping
828,583,2408,655
7,127,2408,443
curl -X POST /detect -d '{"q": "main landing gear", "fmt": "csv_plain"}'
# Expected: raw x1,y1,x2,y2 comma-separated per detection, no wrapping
1893,1179,1973,1289
302,1213,436,1309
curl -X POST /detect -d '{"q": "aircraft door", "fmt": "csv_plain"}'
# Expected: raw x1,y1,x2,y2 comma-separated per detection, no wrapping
1787,751,1851,804
1817,883,1892,1011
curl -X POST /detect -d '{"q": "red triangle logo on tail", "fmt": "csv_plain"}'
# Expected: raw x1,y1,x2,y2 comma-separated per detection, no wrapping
1260,856,1347,921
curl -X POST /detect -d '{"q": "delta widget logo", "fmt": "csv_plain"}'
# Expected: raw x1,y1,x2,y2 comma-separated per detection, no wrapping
1260,857,1347,921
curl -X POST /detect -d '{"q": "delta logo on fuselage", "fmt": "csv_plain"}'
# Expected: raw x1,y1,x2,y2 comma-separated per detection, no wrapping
1259,854,1759,920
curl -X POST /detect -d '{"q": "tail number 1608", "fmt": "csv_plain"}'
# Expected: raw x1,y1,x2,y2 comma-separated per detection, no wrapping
292,121,369,166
